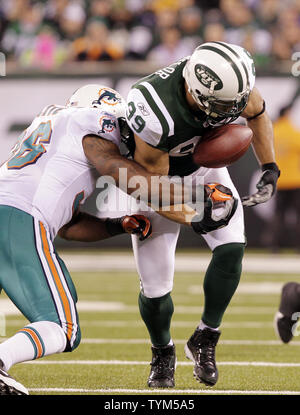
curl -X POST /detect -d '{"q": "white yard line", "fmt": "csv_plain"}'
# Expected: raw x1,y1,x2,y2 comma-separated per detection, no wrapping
1,337,296,345
28,387,300,395
189,282,285,295
78,320,275,328
80,338,300,346
24,360,300,367
60,252,300,274
0,299,276,316
0,319,274,328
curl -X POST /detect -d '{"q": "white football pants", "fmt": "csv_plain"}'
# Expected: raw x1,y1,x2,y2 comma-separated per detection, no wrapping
101,166,245,298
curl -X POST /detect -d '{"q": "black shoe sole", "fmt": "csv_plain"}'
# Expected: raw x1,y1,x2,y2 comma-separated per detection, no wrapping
0,372,29,395
185,344,218,387
0,379,27,395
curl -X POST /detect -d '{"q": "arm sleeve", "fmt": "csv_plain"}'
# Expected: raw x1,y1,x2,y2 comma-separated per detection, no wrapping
126,87,168,151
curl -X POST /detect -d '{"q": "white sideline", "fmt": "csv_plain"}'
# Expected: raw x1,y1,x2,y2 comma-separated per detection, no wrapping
28,387,300,395
24,360,300,367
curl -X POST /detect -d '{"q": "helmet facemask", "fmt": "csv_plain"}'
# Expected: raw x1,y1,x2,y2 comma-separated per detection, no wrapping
193,88,250,126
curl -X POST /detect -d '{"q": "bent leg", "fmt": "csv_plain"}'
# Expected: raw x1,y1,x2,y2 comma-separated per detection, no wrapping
0,206,80,371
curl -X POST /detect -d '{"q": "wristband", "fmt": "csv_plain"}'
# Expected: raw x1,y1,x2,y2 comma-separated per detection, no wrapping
261,162,280,176
105,217,126,236
246,101,266,121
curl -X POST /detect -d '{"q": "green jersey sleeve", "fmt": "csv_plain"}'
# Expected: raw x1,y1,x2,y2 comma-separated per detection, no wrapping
126,82,175,152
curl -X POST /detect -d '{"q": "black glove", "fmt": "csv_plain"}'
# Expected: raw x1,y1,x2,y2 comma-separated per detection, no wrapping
242,163,280,207
191,183,238,235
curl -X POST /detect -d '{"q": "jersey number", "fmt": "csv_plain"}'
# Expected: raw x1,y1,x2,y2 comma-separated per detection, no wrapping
127,101,145,133
7,121,52,170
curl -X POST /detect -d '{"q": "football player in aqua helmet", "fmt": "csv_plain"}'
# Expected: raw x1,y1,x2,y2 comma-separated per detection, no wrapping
183,42,256,126
66,84,126,118
66,84,135,156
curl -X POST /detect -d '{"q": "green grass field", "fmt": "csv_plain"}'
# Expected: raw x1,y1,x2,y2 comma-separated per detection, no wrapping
2,250,300,395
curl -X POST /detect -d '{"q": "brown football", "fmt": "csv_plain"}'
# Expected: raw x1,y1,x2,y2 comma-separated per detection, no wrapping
192,124,253,168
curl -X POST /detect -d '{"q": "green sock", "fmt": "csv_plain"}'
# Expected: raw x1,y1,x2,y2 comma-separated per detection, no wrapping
202,243,245,328
138,292,174,347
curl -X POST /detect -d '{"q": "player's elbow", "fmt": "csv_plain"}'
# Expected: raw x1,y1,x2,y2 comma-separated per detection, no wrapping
134,151,169,175
58,226,72,241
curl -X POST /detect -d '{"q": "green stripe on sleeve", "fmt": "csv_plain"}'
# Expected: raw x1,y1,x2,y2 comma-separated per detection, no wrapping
135,84,170,141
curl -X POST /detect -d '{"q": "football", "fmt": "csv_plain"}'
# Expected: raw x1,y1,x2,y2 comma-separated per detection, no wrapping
192,124,253,168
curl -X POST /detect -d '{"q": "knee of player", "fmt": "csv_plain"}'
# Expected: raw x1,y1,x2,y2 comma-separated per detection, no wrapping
63,324,82,352
212,242,245,275
142,281,173,298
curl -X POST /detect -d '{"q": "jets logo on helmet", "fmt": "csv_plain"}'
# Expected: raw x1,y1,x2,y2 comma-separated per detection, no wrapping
183,41,256,125
194,64,223,93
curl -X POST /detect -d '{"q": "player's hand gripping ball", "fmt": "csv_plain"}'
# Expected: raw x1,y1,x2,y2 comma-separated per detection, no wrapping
193,124,253,168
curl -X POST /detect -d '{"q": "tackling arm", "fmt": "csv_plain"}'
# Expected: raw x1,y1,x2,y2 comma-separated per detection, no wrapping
58,211,152,242
83,134,237,231
83,134,197,224
133,133,238,228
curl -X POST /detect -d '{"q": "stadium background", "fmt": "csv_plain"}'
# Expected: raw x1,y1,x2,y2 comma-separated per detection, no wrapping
0,0,299,249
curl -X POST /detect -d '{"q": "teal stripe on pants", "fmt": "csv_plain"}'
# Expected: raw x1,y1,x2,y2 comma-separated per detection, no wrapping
0,204,79,352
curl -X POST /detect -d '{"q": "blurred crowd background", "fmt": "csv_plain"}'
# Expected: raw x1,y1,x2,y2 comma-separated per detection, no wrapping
0,0,299,72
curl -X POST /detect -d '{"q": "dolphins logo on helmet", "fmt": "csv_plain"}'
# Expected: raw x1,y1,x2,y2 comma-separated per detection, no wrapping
93,88,122,107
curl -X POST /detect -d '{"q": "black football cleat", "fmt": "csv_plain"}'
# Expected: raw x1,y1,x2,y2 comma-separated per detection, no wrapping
0,360,29,395
274,282,300,344
274,312,296,343
147,344,176,388
185,327,220,386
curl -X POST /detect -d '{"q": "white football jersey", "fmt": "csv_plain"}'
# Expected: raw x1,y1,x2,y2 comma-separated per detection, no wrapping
0,105,121,239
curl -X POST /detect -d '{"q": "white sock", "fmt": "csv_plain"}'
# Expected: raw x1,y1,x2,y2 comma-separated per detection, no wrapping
152,339,174,348
0,321,67,371
198,320,220,331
